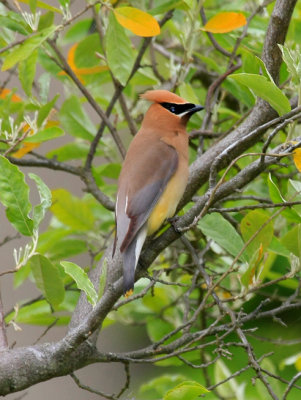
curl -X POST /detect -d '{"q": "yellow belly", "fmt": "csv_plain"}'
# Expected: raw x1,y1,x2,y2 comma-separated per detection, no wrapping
147,169,187,235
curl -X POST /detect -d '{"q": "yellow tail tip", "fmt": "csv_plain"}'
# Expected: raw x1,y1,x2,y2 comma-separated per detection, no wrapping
124,289,133,298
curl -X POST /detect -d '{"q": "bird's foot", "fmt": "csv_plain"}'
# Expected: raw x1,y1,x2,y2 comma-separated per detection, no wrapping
167,216,181,234
124,289,133,298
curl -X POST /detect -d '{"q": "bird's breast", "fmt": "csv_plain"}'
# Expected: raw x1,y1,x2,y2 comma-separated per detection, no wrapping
147,157,189,235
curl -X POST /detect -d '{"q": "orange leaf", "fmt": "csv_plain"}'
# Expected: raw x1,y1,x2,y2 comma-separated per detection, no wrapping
58,43,108,82
12,142,40,158
201,12,247,33
67,43,77,70
58,43,79,77
114,7,160,37
0,88,22,102
45,119,59,128
75,65,109,76
293,147,301,173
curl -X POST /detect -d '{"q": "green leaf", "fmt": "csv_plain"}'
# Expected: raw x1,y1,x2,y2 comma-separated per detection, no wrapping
223,78,255,108
214,359,244,399
51,189,95,231
95,163,121,180
268,236,291,257
268,173,285,203
25,126,64,143
14,262,31,288
17,0,62,13
37,94,59,127
59,96,96,140
164,381,209,400
254,56,274,82
46,142,90,161
281,225,301,257
19,49,37,97
47,238,87,260
178,83,199,104
0,156,33,236
29,173,52,228
143,287,172,313
287,179,301,217
268,174,301,222
37,72,51,103
5,300,62,326
28,254,65,308
60,261,98,306
29,0,37,13
74,33,102,69
150,0,188,15
130,66,159,85
240,210,274,260
147,319,177,343
0,13,29,35
38,11,54,30
2,25,57,71
5,291,79,326
37,228,73,254
140,375,187,400
63,18,92,44
256,358,282,399
105,11,135,86
198,213,247,262
278,44,301,85
229,73,291,116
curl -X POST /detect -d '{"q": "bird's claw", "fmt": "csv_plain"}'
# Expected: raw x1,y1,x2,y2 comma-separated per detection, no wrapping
168,216,181,234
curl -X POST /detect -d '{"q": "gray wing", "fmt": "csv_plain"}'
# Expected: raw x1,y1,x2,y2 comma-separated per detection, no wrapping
115,141,178,254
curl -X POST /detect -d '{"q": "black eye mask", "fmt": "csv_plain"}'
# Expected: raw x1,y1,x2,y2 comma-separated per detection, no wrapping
160,102,196,115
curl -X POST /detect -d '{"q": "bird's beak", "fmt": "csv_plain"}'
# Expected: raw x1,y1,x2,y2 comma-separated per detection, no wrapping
188,105,204,115
181,105,204,121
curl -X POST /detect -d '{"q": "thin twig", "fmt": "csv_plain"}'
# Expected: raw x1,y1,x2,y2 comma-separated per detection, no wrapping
200,8,231,57
70,372,117,400
209,200,301,213
47,40,126,158
84,10,174,170
0,287,8,349
282,372,301,399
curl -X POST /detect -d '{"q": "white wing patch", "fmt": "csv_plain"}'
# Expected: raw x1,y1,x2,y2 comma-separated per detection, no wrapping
125,195,129,213
134,226,147,270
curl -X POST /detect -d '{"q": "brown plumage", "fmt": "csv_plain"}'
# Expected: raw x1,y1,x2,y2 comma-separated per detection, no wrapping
114,90,203,295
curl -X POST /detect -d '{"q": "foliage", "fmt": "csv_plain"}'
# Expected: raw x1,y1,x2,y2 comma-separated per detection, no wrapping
0,0,301,399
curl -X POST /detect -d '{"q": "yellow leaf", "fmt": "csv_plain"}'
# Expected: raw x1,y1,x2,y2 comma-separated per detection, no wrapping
114,7,160,37
12,142,40,158
45,119,59,128
295,354,301,371
293,147,301,172
201,12,247,33
17,0,62,13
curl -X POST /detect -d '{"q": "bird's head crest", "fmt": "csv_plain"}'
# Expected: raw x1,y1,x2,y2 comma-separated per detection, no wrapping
140,90,187,104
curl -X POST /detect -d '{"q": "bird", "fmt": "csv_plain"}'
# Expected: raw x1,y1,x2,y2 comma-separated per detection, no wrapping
113,89,204,296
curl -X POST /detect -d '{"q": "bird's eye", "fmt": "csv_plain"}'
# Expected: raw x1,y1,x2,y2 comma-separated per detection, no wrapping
161,102,178,114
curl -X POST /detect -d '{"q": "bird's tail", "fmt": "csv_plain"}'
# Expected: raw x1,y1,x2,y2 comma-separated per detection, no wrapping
122,226,147,296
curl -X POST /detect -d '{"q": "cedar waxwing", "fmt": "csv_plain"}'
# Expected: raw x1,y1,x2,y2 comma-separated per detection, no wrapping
114,90,204,295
